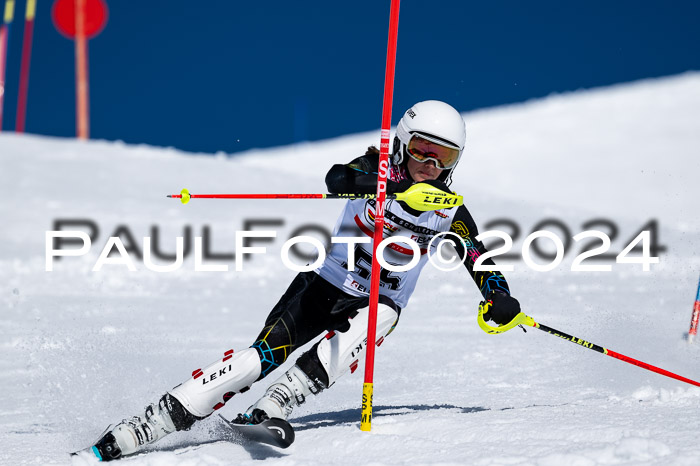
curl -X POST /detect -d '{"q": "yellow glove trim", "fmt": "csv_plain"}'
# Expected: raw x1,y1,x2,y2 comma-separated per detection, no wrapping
478,300,535,334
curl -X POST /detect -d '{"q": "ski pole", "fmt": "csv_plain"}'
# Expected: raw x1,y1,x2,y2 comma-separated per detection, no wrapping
167,183,462,212
0,0,16,130
477,302,700,388
15,0,36,133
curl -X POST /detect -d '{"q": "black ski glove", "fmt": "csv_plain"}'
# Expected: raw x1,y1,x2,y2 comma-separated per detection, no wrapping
482,290,521,325
387,178,414,194
388,177,453,195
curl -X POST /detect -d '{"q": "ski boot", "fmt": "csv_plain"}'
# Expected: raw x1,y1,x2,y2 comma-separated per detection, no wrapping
84,394,199,461
242,364,323,421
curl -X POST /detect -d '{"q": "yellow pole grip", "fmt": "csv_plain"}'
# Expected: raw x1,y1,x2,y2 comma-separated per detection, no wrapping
477,301,535,334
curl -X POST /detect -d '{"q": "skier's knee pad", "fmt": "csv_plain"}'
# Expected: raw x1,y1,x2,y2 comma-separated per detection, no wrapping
160,393,200,431
296,342,330,390
308,297,399,387
169,347,262,418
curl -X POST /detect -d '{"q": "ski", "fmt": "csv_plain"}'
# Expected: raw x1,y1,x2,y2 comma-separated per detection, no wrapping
220,414,295,449
69,427,120,462
69,414,295,462
70,446,106,461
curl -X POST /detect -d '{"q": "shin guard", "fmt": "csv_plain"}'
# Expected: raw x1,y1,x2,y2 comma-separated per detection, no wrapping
169,347,261,418
304,298,399,387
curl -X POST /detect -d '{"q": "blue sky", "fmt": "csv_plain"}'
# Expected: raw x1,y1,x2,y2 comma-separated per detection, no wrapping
1,0,699,154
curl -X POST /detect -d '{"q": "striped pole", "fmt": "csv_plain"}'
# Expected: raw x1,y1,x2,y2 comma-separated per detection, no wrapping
0,0,16,130
687,276,700,344
15,0,36,133
360,0,400,432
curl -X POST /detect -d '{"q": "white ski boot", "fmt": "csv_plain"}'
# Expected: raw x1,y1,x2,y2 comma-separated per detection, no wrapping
89,394,198,461
241,365,321,422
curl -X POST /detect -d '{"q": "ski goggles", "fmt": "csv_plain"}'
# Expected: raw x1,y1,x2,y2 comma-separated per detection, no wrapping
405,133,461,170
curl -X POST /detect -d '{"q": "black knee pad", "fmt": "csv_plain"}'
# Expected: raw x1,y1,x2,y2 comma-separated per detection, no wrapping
161,393,202,431
296,342,330,390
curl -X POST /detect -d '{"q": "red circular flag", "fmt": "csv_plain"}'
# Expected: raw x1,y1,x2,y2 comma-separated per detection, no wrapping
52,0,108,39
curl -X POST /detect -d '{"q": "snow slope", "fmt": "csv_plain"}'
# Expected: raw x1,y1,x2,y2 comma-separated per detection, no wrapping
1,73,700,465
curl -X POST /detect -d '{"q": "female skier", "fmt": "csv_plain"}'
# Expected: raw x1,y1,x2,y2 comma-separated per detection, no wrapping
87,100,521,460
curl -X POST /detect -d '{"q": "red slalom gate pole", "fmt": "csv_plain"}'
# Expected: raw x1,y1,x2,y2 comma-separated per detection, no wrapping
52,0,108,139
75,0,90,139
15,0,36,133
687,276,700,344
360,0,400,432
75,0,89,139
0,0,16,130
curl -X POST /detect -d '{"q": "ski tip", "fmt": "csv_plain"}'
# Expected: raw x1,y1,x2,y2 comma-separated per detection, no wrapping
91,446,104,461
221,415,295,449
268,418,295,448
70,446,103,461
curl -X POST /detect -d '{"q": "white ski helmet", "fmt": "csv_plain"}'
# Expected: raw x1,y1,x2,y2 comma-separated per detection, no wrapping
392,100,466,185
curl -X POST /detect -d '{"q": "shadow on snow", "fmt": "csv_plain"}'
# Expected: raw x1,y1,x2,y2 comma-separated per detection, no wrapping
131,402,566,461
291,403,490,431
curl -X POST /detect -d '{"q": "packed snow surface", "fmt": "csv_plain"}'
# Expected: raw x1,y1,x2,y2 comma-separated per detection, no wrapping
2,73,700,465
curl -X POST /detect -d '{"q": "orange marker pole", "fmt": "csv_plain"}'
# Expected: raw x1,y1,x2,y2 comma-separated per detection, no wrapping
75,0,88,139
15,0,36,133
